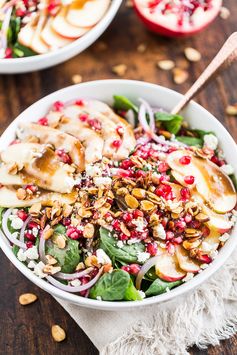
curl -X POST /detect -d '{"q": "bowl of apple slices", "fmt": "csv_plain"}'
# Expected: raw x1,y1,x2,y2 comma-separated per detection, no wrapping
0,0,122,73
0,79,236,311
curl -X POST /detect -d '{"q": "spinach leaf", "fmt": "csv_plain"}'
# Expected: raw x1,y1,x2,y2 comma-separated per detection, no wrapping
0,207,5,228
192,129,214,139
155,112,183,134
176,136,203,147
124,279,142,301
145,278,181,297
12,245,20,257
13,43,36,58
54,224,66,235
46,236,81,273
113,95,138,113
89,269,130,301
143,267,157,281
99,227,145,264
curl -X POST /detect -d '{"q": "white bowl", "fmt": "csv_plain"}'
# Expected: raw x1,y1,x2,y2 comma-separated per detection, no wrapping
0,79,236,310
0,0,122,74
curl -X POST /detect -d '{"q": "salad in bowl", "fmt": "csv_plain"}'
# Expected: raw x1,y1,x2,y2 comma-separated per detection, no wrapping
0,81,236,304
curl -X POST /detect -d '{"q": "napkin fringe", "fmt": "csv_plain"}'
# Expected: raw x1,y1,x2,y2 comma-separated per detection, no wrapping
101,251,237,355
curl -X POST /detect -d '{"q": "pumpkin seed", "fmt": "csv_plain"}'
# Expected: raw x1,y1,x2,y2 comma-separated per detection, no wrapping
125,194,139,209
132,188,146,199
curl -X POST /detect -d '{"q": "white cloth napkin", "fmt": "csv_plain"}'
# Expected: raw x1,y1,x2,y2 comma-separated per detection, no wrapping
56,249,237,355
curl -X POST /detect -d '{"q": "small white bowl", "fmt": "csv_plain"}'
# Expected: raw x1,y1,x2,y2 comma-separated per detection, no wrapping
0,79,236,311
0,0,122,74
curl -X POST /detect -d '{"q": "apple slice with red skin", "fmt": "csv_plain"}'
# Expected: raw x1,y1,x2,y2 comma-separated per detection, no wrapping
167,150,237,214
176,245,200,273
133,0,222,37
200,229,221,251
202,205,232,233
41,18,73,48
52,7,91,39
155,252,186,282
30,15,50,54
66,0,110,28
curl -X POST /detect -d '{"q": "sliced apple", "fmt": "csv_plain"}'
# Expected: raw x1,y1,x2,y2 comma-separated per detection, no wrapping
167,150,237,214
18,23,35,48
0,165,23,186
0,186,77,208
176,245,200,273
67,0,110,27
30,15,50,54
202,205,232,233
200,229,220,251
52,7,90,39
41,18,73,48
155,252,186,282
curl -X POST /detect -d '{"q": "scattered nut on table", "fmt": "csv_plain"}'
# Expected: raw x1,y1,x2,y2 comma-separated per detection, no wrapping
51,325,66,342
72,74,82,84
137,43,147,53
226,104,237,116
220,6,230,19
184,47,201,62
157,60,175,71
173,68,189,84
112,64,127,77
19,293,38,306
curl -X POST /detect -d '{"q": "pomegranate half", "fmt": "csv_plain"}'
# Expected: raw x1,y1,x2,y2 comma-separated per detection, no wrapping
133,0,222,37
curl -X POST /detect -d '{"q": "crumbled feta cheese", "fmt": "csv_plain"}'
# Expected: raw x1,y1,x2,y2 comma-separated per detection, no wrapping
17,248,27,262
93,176,112,187
220,164,234,175
219,233,230,242
200,263,209,270
203,134,218,150
28,260,36,269
157,152,166,161
127,238,140,245
183,272,194,282
73,176,82,185
159,242,166,249
117,240,124,249
96,296,102,301
32,227,39,237
153,224,166,240
138,290,146,299
137,251,150,263
70,279,81,287
96,249,111,265
86,164,102,177
209,250,218,259
24,246,39,260
33,261,47,278
132,217,147,232
201,242,212,253
9,215,24,230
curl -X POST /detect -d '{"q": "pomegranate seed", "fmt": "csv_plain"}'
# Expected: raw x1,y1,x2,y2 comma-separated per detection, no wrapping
25,184,38,193
180,187,191,201
28,221,39,229
112,140,122,149
75,99,84,106
184,175,195,185
139,230,149,240
17,210,28,221
88,118,101,131
136,170,147,178
167,242,175,255
166,231,174,241
116,126,124,136
56,149,72,164
159,175,170,183
158,162,169,173
129,264,141,275
112,220,120,231
117,169,134,178
37,117,48,126
197,254,212,264
179,156,191,165
25,232,36,242
119,233,129,241
16,8,26,16
66,227,82,239
184,214,192,223
26,241,34,249
175,220,186,231
190,220,201,229
80,276,90,297
211,155,225,167
202,225,210,237
123,212,133,223
62,217,71,226
121,265,131,273
79,113,88,122
5,47,12,58
120,159,134,169
173,236,183,244
53,101,64,112
133,210,144,218
146,243,157,256
155,184,172,199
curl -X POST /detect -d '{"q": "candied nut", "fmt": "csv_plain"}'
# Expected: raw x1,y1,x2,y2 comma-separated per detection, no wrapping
76,262,85,271
40,213,47,230
19,293,38,306
78,207,92,218
140,200,155,211
125,194,139,209
72,74,82,84
43,265,61,275
45,255,57,265
16,188,27,200
183,239,201,250
157,60,175,70
85,255,99,267
51,325,66,342
132,188,146,199
184,47,201,62
94,197,107,209
29,202,42,216
62,204,73,218
7,162,18,175
159,130,172,139
53,234,66,249
185,228,199,235
173,68,189,84
112,64,127,77
120,222,131,236
51,216,63,226
137,43,146,53
43,226,54,240
226,104,237,116
195,213,210,222
146,191,161,203
220,6,230,19
103,263,113,273
26,135,40,143
149,213,159,226
116,187,129,196
83,223,95,239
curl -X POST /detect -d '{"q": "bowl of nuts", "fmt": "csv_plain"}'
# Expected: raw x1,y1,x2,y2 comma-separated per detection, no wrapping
0,79,236,310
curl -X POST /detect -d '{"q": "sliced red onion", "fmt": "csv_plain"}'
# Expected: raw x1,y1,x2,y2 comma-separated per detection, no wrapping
125,109,136,128
0,6,13,51
54,267,94,280
19,215,32,243
46,267,103,293
138,103,152,135
2,209,27,250
139,98,155,131
151,132,186,147
39,235,47,263
136,256,160,290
